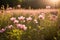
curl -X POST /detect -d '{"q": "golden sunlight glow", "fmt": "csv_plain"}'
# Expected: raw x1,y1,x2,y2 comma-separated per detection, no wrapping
50,0,59,3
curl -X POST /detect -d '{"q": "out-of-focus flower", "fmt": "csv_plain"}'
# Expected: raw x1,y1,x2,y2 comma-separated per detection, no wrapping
14,20,19,24
7,25,13,29
46,5,51,9
16,24,23,29
0,28,6,33
50,15,57,21
17,5,21,8
10,17,16,21
7,7,12,10
6,11,11,13
38,15,45,20
9,7,13,10
1,28,6,31
18,16,25,20
26,17,32,21
40,12,45,15
34,19,38,23
0,30,3,33
16,24,27,30
22,25,27,31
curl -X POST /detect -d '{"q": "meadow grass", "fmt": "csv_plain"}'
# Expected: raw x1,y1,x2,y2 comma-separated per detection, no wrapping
0,9,60,40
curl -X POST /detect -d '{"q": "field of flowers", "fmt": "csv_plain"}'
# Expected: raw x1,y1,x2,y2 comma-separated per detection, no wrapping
0,9,60,40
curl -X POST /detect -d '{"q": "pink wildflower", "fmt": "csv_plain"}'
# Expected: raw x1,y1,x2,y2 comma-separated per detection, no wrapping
17,5,21,8
16,24,23,29
18,16,25,20
13,20,19,24
38,15,45,20
8,25,13,29
7,7,12,10
34,19,38,23
46,5,51,9
16,24,27,30
22,25,27,31
0,28,6,33
26,17,32,21
10,17,16,21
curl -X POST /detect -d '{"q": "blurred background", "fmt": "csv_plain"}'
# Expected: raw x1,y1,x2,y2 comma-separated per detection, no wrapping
0,0,60,9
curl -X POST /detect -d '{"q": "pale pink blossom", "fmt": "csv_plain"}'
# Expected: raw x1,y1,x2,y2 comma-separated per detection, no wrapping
46,6,51,9
16,24,23,29
34,19,38,23
7,7,12,10
40,12,45,16
1,28,6,31
0,28,6,33
10,17,16,21
0,30,3,33
26,17,32,21
13,20,19,24
17,5,21,8
8,25,13,29
23,26,27,31
18,16,25,20
16,24,27,30
6,11,11,13
38,15,45,20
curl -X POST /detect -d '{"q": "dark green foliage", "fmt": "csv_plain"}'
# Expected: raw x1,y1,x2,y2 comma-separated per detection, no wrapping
0,0,22,9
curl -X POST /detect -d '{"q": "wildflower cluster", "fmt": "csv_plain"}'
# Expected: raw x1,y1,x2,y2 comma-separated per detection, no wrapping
0,12,58,33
